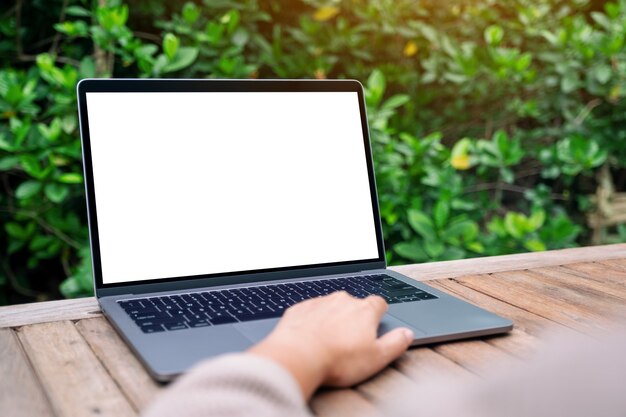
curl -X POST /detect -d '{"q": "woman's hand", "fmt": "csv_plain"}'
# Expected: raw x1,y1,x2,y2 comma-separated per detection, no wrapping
248,291,414,399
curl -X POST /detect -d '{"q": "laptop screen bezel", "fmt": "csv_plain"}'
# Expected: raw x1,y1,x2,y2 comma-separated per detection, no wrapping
77,79,387,298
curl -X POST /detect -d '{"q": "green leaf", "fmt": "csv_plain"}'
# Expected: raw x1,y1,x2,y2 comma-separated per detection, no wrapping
382,94,410,110
524,239,546,252
29,235,55,251
0,156,19,171
443,220,478,241
205,22,225,44
45,183,69,203
441,246,466,260
162,47,199,73
366,69,386,106
163,33,180,60
60,248,94,298
15,180,42,199
561,73,578,93
407,209,436,240
58,173,83,184
504,212,527,239
79,57,96,79
423,239,445,258
221,10,240,34
66,6,90,17
182,2,200,24
466,241,485,253
484,25,504,45
528,209,546,229
593,65,612,84
433,200,449,229
5,222,25,239
37,118,62,141
394,241,428,262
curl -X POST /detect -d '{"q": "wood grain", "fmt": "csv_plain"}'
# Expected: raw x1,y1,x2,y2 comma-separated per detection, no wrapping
456,273,611,332
432,339,515,377
75,318,162,411
562,261,626,287
356,367,418,404
0,328,54,417
494,269,624,317
391,243,626,281
0,297,101,328
394,346,475,385
310,389,381,417
595,258,626,271
529,266,626,301
17,321,136,417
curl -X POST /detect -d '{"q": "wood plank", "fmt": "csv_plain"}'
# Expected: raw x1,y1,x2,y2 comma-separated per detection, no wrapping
356,367,418,404
530,266,626,301
0,297,101,328
75,318,162,412
432,338,515,377
595,258,626,272
394,346,475,385
391,244,626,281
496,269,625,316
311,389,381,417
17,321,136,417
456,273,611,333
0,328,55,417
481,329,539,358
561,261,626,286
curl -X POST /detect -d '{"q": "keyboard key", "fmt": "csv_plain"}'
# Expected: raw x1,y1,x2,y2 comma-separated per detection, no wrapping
141,324,165,333
209,315,238,325
237,310,281,322
131,312,168,321
188,319,212,328
163,321,187,330
387,288,422,297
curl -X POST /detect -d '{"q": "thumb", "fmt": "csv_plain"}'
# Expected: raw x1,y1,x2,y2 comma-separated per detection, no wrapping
374,327,414,367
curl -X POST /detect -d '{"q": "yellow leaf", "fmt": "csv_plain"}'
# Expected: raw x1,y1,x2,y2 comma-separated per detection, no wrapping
313,6,340,21
314,69,327,79
609,85,622,103
403,41,418,57
451,154,471,170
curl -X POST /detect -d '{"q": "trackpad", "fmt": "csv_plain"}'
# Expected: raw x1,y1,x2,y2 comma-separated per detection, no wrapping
234,318,281,343
378,314,427,338
234,315,425,344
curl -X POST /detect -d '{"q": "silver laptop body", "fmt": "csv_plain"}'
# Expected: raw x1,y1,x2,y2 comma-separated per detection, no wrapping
77,79,512,381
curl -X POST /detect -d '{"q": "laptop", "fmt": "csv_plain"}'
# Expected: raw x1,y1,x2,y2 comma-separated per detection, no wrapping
76,79,512,381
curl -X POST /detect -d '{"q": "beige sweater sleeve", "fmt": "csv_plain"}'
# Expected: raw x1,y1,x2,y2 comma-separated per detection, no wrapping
141,353,313,417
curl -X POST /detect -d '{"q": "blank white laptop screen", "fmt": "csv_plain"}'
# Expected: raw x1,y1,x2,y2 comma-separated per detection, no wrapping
86,91,380,284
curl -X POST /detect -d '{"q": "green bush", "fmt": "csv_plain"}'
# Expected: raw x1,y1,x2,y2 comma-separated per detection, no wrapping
1,0,625,304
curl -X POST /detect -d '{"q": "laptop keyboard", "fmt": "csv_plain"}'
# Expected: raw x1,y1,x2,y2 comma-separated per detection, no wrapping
117,275,437,333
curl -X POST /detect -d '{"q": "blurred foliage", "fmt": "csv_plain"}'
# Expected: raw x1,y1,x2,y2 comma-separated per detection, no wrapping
1,0,625,304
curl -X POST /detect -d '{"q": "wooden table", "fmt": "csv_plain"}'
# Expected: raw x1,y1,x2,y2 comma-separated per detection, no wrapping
2,244,626,417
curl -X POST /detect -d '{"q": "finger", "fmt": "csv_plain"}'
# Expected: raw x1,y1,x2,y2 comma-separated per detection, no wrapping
373,327,414,368
364,295,388,319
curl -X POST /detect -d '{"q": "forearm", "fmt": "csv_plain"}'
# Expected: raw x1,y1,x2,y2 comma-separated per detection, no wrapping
141,353,313,417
